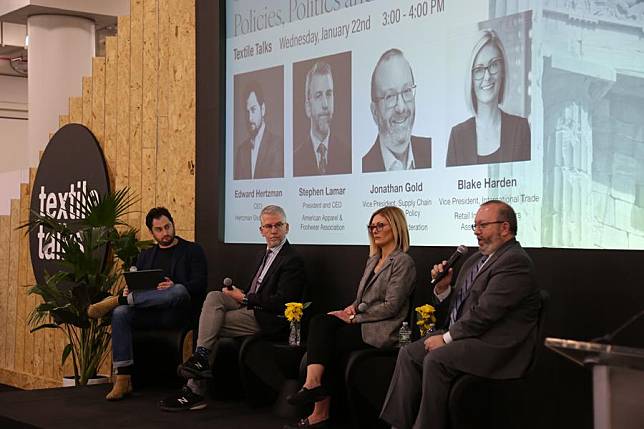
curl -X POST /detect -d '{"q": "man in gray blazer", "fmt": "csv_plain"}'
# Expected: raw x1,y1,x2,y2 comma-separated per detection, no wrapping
380,200,540,429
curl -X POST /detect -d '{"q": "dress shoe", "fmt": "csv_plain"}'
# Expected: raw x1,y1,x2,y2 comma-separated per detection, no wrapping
88,296,120,319
286,385,329,406
106,374,132,400
282,417,329,429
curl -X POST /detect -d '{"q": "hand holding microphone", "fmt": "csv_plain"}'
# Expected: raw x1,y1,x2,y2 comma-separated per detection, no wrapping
430,245,468,292
223,277,234,290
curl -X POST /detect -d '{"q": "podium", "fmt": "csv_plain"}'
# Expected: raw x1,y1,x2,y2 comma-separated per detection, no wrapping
545,338,644,429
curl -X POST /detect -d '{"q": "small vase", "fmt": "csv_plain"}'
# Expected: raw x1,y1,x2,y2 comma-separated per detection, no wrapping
288,320,301,347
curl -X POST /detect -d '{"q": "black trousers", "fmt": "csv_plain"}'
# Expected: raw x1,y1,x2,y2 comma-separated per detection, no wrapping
306,314,374,390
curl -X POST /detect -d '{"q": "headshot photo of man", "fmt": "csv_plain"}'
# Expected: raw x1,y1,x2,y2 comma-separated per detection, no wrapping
293,54,351,176
234,74,284,180
362,48,431,173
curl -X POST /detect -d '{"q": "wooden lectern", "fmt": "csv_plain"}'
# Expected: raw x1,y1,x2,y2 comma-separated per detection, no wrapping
545,338,644,429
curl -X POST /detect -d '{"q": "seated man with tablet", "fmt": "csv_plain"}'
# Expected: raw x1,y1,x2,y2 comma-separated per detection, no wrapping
123,269,165,291
87,207,207,401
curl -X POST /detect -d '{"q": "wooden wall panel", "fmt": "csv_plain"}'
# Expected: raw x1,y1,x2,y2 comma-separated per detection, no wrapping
116,15,131,200
69,97,83,124
8,200,20,372
18,183,34,375
141,0,159,234
26,169,43,378
158,0,170,118
142,0,158,151
155,116,170,213
59,115,70,128
0,217,10,369
91,58,106,150
129,0,144,231
104,37,119,183
0,0,196,389
167,0,196,233
81,76,93,129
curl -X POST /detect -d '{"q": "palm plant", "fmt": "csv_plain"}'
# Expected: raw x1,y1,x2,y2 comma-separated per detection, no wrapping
21,188,151,386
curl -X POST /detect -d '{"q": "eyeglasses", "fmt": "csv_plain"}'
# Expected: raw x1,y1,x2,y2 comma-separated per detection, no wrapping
373,85,416,109
260,222,285,231
367,222,390,233
470,220,506,231
472,58,503,81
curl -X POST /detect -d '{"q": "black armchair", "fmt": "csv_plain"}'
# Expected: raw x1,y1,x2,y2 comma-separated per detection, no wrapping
344,348,399,429
447,289,550,429
131,312,197,388
344,289,550,429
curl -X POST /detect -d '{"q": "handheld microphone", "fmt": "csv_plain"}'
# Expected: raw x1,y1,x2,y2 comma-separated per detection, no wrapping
430,245,469,285
223,277,234,290
357,302,368,313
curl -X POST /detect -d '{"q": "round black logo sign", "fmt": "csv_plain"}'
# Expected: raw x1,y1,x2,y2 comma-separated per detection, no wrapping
29,124,110,286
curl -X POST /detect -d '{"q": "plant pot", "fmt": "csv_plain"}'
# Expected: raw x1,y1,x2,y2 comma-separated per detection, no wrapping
62,375,110,387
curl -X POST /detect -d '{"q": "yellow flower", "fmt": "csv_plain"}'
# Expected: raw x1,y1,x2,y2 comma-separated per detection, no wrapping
415,304,437,336
284,302,307,322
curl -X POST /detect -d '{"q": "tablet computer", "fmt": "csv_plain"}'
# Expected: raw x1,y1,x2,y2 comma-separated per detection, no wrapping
123,269,165,290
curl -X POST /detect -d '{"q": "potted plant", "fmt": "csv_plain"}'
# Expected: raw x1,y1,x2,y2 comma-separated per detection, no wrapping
21,188,150,386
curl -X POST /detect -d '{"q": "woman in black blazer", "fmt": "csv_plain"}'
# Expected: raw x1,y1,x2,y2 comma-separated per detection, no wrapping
446,29,531,167
284,206,416,429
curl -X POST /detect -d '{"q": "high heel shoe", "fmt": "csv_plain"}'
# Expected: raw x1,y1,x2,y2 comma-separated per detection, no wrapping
286,386,329,406
282,417,329,428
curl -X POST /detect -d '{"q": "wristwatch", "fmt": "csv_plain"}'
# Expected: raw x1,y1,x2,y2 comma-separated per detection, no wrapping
241,296,249,306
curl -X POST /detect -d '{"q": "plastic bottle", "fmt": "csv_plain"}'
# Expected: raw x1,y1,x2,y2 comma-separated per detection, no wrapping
398,321,412,348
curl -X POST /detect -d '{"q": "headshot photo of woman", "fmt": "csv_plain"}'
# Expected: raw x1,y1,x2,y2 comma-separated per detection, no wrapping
284,206,416,429
446,29,531,167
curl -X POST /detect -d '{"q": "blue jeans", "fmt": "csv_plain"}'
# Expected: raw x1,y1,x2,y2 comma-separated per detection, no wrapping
111,284,191,368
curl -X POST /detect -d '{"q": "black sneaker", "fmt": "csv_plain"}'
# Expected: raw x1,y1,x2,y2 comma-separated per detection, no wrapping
159,386,207,412
177,354,212,379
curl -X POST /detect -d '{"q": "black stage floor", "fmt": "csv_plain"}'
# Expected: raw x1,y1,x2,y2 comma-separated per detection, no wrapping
0,384,333,429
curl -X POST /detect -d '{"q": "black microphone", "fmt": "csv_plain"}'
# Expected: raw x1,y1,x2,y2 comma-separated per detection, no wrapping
591,308,644,344
223,277,234,290
357,302,368,313
430,245,469,285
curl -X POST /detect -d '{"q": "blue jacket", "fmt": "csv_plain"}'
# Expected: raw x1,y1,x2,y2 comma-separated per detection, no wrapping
135,236,208,303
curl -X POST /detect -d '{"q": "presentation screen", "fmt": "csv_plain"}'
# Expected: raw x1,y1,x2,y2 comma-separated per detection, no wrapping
224,0,644,250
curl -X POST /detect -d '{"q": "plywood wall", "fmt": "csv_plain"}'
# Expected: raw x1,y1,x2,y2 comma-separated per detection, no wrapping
0,0,196,389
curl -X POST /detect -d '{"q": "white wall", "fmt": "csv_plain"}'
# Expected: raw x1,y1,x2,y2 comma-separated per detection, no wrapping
0,74,28,215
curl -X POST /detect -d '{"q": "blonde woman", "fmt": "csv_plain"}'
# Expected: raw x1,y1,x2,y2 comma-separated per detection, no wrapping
284,206,416,429
446,29,530,166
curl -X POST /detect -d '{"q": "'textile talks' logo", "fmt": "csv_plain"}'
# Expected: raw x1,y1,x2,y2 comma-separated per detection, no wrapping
35,181,100,260
29,124,110,285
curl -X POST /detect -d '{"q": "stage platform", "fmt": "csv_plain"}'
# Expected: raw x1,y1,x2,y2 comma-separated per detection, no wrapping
0,384,325,429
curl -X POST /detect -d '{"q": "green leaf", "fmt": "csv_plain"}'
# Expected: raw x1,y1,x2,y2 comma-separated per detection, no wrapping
29,323,59,333
62,343,73,366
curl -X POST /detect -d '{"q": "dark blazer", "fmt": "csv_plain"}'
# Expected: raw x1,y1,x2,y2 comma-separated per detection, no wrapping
434,238,539,379
362,135,432,173
135,236,208,303
234,129,284,179
351,250,416,348
244,241,306,338
446,110,531,167
293,132,351,176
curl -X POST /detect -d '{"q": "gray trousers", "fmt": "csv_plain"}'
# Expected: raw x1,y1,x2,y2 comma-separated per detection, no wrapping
380,337,462,429
188,290,260,395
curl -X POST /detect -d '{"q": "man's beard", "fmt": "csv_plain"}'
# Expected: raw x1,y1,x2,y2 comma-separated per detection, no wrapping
159,233,175,246
378,111,414,156
248,122,259,139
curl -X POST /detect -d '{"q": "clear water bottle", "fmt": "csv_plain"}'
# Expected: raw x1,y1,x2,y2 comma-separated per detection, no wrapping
398,321,412,348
